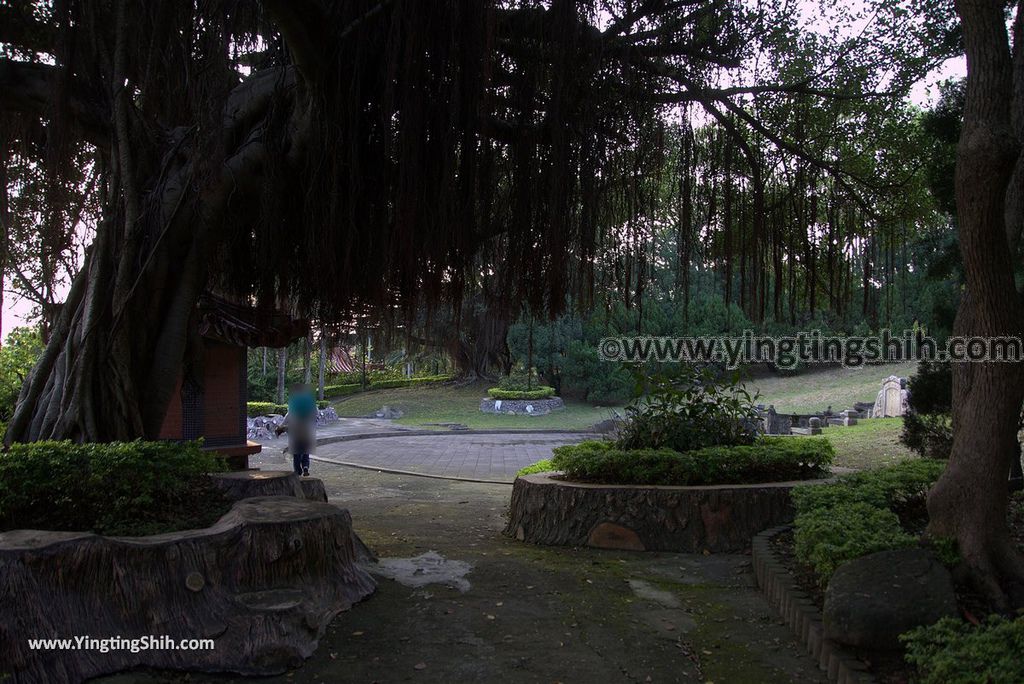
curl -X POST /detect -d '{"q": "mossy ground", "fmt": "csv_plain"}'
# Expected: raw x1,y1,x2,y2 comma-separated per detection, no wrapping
104,465,829,683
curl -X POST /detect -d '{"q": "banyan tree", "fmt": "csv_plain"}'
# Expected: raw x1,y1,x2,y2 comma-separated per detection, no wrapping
0,0,951,438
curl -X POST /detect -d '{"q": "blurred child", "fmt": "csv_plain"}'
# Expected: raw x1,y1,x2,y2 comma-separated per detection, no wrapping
275,383,317,476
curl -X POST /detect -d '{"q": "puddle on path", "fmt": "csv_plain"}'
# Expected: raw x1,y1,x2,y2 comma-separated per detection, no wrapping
627,578,681,608
368,550,473,592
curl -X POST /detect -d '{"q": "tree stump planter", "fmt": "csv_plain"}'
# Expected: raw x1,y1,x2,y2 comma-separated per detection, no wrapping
505,472,829,553
0,497,376,683
210,470,307,500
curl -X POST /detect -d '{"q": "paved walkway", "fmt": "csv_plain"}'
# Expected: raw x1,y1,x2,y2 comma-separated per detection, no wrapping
254,429,591,483
113,466,826,683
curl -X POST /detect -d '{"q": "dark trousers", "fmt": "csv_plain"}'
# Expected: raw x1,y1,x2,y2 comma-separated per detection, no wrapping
292,439,311,475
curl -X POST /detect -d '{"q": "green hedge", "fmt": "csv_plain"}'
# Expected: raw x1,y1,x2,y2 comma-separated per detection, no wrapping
794,502,915,582
902,616,1024,684
247,401,287,416
323,374,453,399
487,386,556,400
0,440,228,536
516,459,554,476
792,459,946,584
547,437,833,486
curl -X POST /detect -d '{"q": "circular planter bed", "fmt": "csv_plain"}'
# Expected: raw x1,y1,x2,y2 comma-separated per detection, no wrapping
505,472,832,553
479,396,565,415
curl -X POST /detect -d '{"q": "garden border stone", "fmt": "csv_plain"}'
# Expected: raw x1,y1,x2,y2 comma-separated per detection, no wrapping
479,397,565,415
751,525,875,684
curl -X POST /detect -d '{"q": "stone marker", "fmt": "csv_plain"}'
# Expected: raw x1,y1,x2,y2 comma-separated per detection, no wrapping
792,416,822,436
871,375,909,417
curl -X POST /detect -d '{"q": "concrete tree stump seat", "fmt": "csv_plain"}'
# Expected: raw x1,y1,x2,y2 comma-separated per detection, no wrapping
210,470,328,502
0,497,376,683
505,473,827,553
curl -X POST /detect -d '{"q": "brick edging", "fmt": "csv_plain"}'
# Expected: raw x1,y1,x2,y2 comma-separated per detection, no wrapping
751,526,875,684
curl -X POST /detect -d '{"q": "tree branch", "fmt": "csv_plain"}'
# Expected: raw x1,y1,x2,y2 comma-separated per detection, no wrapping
0,60,110,147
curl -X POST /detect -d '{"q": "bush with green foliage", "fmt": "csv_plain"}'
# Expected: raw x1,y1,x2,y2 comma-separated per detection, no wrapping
247,400,328,415
792,459,946,584
792,459,946,513
794,502,916,582
516,459,554,476
0,440,228,536
901,361,953,459
247,401,287,416
0,326,44,430
549,436,832,486
487,386,556,400
562,340,633,404
901,615,1024,684
615,367,759,453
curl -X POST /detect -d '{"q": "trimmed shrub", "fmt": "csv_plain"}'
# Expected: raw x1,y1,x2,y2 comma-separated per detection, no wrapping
323,383,362,398
901,616,1024,684
487,386,556,400
496,369,545,393
517,459,554,476
247,401,287,416
248,401,331,415
550,436,833,487
792,459,945,514
791,459,946,584
0,440,228,536
794,502,916,582
615,367,759,453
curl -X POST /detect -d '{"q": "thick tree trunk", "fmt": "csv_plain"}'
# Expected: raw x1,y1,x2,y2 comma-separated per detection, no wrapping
3,43,287,444
4,158,209,444
926,0,1024,608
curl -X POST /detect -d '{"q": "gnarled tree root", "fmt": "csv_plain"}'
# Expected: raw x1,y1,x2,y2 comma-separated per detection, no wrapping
0,496,377,683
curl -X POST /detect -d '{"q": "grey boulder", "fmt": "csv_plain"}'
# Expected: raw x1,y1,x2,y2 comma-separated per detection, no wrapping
823,547,957,651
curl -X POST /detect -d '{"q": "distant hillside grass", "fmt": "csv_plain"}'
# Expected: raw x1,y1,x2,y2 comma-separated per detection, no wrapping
744,362,918,415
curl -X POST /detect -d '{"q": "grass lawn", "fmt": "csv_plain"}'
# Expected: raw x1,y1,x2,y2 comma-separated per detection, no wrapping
330,377,915,470
820,417,915,470
332,380,624,430
745,361,918,414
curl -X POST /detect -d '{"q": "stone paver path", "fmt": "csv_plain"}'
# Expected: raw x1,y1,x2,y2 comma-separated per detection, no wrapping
256,431,592,483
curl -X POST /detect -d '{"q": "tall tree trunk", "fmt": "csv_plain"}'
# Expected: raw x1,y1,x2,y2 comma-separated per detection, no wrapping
318,330,326,401
926,0,1024,608
277,347,287,404
303,332,312,385
722,141,734,307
